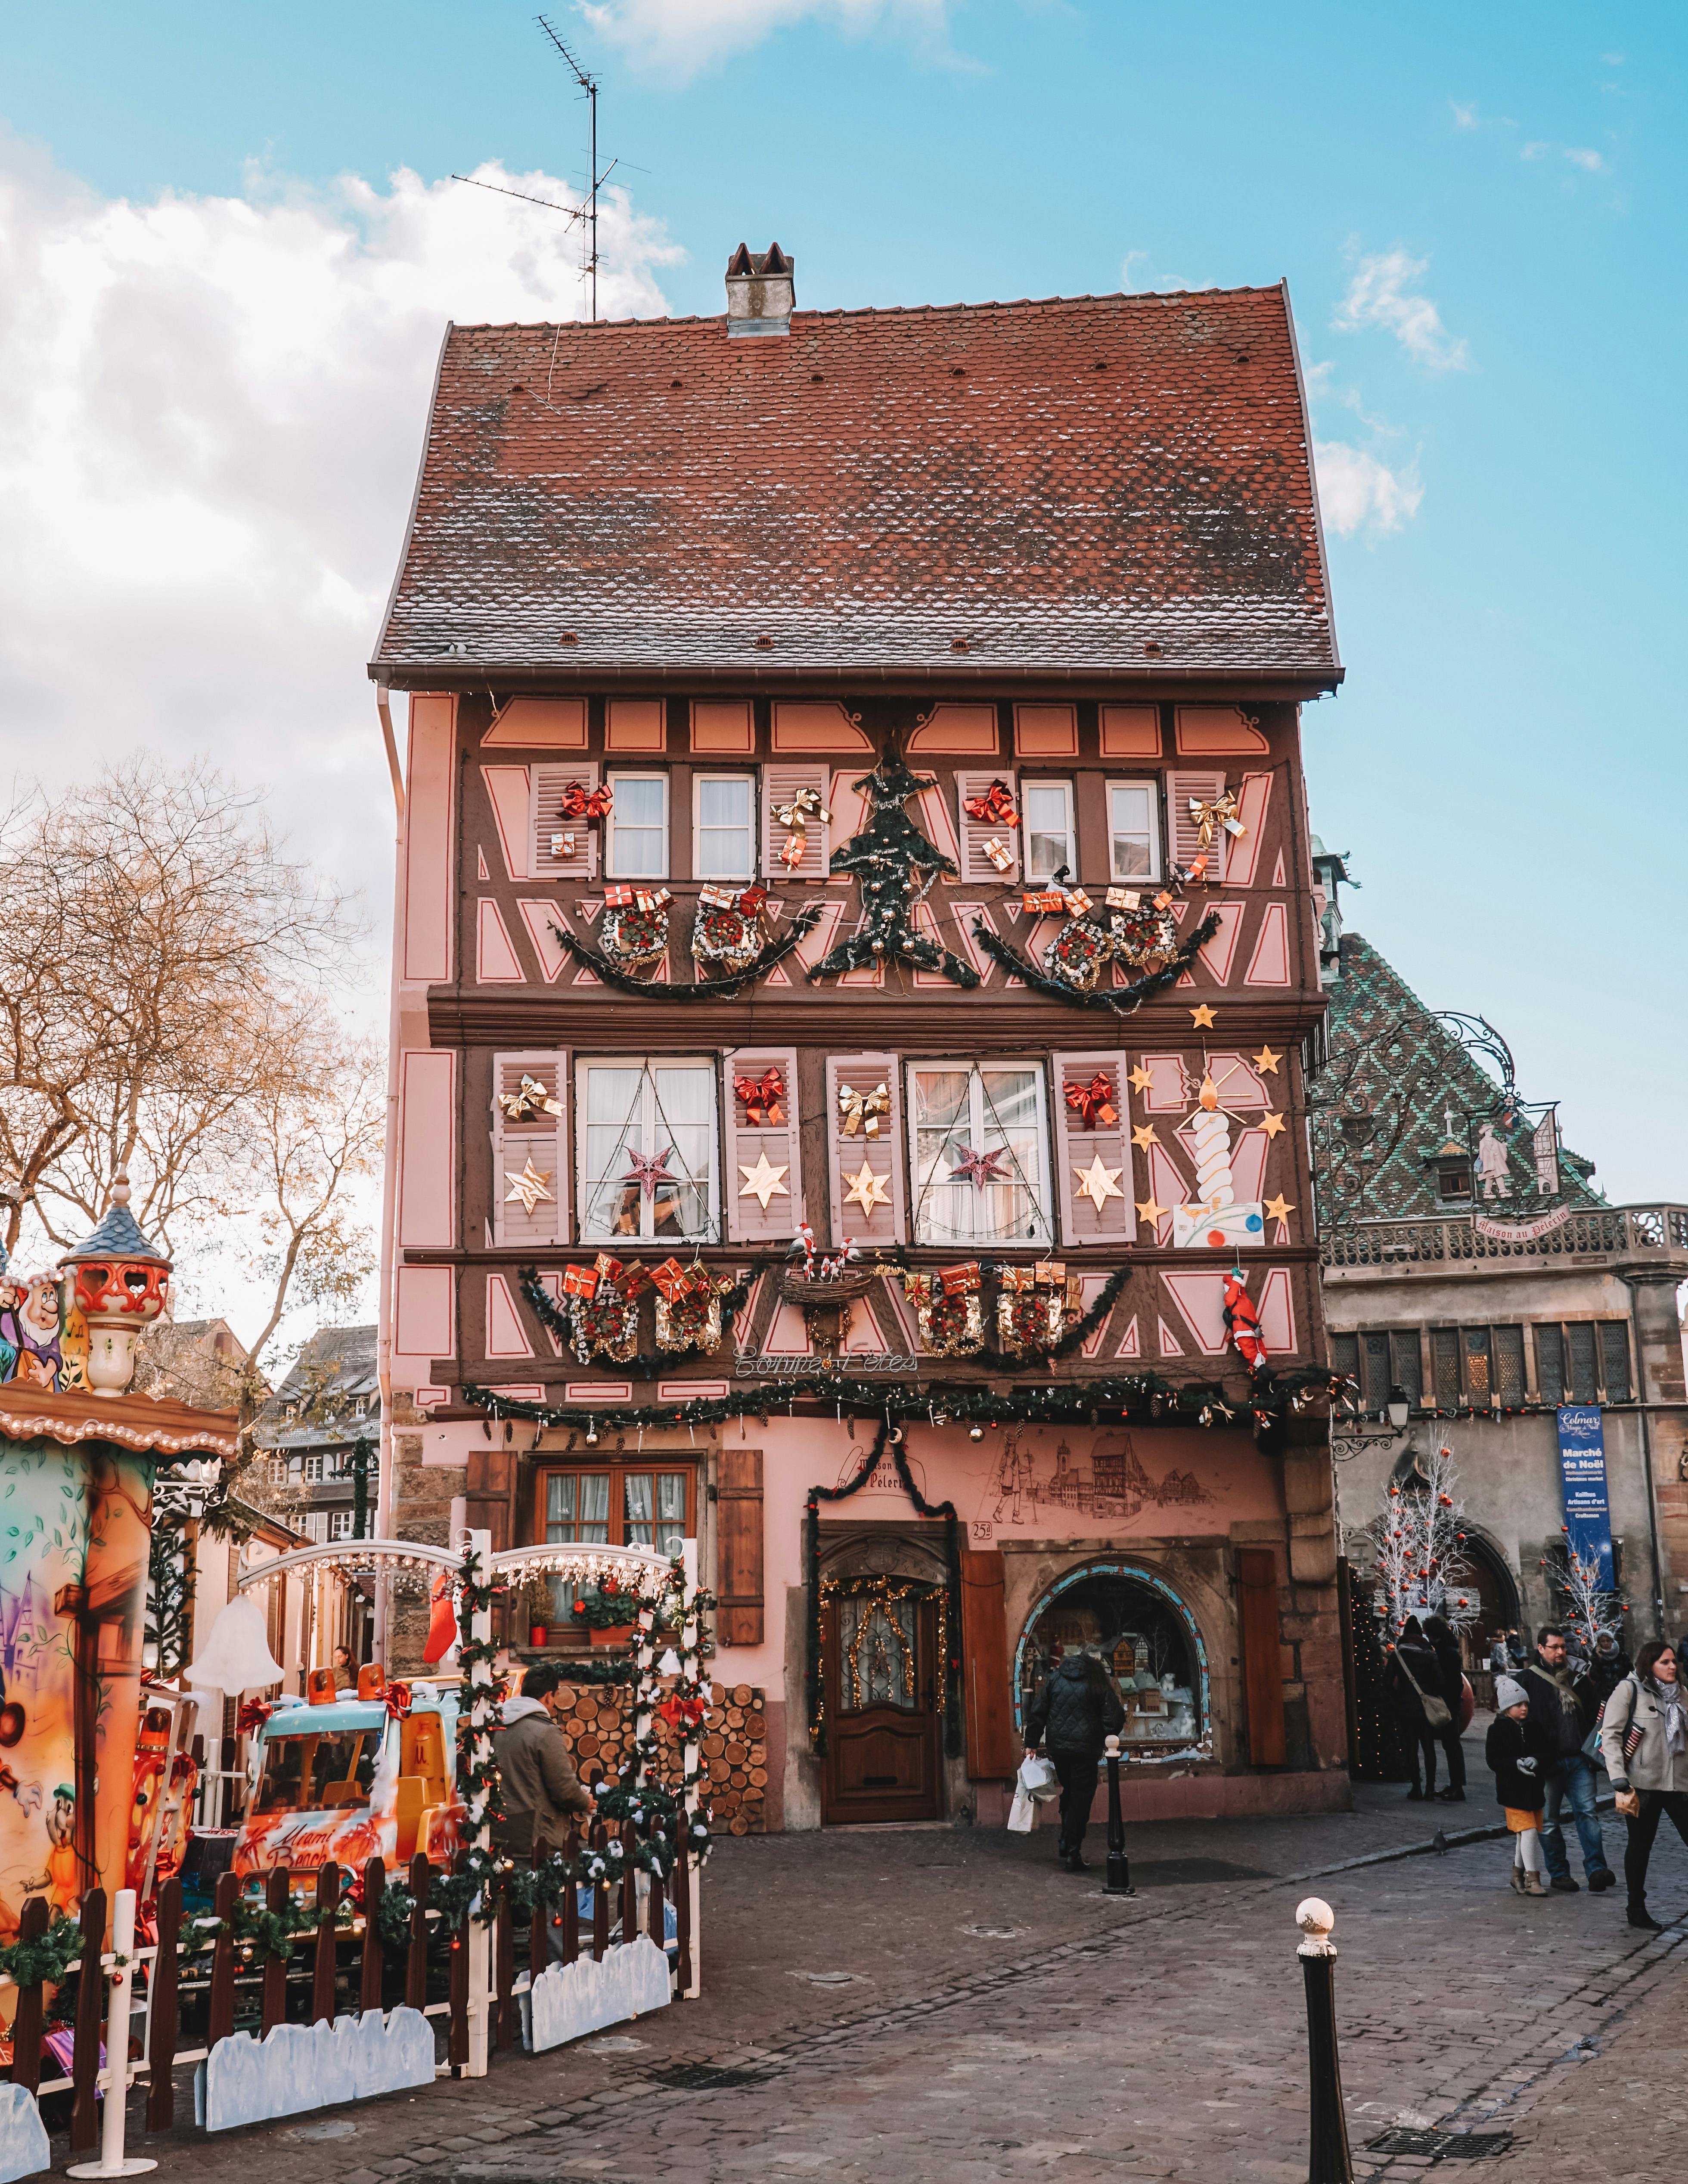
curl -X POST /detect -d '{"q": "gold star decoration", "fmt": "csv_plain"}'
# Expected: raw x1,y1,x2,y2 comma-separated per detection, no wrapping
737,1152,790,1210
1254,1044,1282,1075
1073,1155,1125,1211
1264,1194,1296,1223
504,1158,555,1215
1135,1195,1167,1226
1258,1110,1288,1138
842,1161,892,1214
1131,1123,1159,1149
1127,1063,1154,1094
1189,1004,1217,1028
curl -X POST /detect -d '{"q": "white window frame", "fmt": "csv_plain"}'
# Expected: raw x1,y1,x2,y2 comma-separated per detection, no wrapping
328,1509,354,1541
1021,779,1077,884
905,1058,1054,1249
605,771,670,880
692,772,757,882
1104,777,1163,884
574,1056,721,1244
302,1453,326,1484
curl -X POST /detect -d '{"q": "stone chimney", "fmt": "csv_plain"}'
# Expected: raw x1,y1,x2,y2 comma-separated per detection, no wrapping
726,242,795,337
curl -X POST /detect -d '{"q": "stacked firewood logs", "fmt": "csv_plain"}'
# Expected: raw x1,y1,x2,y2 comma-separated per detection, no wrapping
554,1681,768,1834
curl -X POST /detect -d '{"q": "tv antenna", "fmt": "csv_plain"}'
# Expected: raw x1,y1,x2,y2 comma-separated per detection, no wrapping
535,14,605,322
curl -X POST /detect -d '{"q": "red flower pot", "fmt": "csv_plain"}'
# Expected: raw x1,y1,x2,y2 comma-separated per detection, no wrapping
529,1624,549,1648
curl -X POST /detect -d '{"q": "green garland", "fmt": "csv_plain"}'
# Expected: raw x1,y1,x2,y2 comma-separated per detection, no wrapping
549,905,825,1001
972,911,1221,1014
192,1893,328,1963
518,1264,753,1374
0,1911,87,1987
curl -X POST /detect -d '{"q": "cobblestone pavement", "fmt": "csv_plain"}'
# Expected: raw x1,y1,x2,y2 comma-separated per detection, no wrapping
87,1772,1688,2184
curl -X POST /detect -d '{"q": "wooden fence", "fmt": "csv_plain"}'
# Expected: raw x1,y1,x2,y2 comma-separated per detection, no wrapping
2,1817,695,2154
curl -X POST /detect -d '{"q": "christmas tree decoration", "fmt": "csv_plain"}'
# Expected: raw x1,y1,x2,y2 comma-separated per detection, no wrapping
950,1145,1009,1190
1547,1533,1625,1661
497,1074,563,1124
842,1160,892,1214
838,1080,891,1137
737,1152,790,1211
1073,1153,1126,1211
732,1065,785,1126
1367,1445,1478,1636
692,886,765,975
1064,1071,1118,1129
1171,1074,1266,1251
504,1157,555,1216
547,903,824,1001
600,895,669,978
775,785,831,868
806,749,981,987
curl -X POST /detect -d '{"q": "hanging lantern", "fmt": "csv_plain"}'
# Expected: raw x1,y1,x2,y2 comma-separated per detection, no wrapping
185,1595,284,1695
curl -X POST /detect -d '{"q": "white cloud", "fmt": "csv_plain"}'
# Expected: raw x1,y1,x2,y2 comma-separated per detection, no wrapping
1313,441,1423,538
1564,146,1606,172
580,0,957,76
0,136,681,922
1334,248,1469,372
1450,101,1480,130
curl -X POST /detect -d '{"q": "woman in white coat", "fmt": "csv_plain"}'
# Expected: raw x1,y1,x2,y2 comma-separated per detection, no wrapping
1600,1639,1688,1931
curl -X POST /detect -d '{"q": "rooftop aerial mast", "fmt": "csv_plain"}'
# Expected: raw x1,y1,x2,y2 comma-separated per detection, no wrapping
535,14,601,322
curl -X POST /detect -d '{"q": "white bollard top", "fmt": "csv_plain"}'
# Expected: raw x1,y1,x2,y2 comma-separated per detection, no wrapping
1105,1733,1121,1756
1295,1896,1336,1958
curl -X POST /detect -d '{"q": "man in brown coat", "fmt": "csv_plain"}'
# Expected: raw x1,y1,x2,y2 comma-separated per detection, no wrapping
492,1664,594,1857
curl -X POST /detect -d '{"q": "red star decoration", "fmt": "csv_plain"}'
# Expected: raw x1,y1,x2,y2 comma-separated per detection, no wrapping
950,1145,1008,1190
622,1146,679,1197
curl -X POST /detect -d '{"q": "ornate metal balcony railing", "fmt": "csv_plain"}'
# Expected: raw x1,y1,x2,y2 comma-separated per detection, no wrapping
1320,1203,1688,1270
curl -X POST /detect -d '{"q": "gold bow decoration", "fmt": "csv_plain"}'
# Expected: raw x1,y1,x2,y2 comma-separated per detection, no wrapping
776,786,832,868
1186,789,1247,851
838,1081,891,1138
498,1074,563,1123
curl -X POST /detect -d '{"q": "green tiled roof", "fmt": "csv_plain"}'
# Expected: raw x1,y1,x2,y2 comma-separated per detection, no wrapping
1314,933,1602,1224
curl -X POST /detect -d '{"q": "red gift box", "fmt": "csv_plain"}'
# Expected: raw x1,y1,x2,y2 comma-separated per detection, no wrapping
1022,889,1065,914
619,1263,653,1300
562,1265,599,1300
737,884,769,916
938,1261,981,1297
593,1252,625,1284
651,1257,689,1303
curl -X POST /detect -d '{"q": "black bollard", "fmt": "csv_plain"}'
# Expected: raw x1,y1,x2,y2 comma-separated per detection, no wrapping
1101,1733,1135,1896
1297,1898,1353,2184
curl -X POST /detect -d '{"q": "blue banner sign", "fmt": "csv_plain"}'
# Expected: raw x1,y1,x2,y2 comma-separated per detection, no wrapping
1557,1406,1614,1591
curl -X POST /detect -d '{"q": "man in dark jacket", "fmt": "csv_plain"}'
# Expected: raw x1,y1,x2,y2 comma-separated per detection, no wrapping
491,1664,594,1860
1024,1648,1126,1871
1521,1626,1615,1893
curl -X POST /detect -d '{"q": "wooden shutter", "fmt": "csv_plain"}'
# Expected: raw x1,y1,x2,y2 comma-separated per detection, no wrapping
1237,1546,1286,1766
717,1447,764,1646
955,768,1019,884
1051,1050,1136,1246
722,1047,802,1243
959,1550,1018,1779
530,761,601,882
465,1448,514,1554
825,1051,906,1246
1167,768,1227,876
491,1052,568,1248
761,764,830,882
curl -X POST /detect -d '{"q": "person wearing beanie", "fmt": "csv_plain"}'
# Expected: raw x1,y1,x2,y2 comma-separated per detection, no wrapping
1486,1673,1553,1896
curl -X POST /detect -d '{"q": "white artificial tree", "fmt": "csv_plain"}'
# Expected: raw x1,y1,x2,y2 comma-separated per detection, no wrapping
1545,1533,1626,1670
1368,1443,1480,1638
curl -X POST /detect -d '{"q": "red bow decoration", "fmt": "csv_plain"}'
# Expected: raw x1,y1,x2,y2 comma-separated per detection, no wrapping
1222,1269,1269,1368
558,780,614,821
1064,1072,1118,1129
733,1068,786,1126
385,1681,413,1720
658,1695,707,1731
237,1698,273,1735
964,778,1019,828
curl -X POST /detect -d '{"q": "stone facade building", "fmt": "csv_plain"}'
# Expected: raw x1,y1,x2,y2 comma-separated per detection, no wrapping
368,254,1356,1828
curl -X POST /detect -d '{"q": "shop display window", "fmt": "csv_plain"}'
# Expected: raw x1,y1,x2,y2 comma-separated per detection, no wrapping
1016,1563,1203,1753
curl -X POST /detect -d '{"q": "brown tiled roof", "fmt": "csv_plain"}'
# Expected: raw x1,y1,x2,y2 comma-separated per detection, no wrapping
372,285,1338,687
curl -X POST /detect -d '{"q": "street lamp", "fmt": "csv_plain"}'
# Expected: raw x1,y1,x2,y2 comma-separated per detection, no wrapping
1385,1386,1410,1432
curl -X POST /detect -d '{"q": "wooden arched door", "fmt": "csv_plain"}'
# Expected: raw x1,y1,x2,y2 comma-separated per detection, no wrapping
820,1585,941,1825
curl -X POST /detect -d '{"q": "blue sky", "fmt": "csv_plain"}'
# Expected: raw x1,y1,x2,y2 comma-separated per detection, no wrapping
3,0,1682,1205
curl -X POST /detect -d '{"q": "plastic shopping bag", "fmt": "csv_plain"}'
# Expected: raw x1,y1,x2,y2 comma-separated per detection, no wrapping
1006,1783,1036,1834
1018,1752,1060,1802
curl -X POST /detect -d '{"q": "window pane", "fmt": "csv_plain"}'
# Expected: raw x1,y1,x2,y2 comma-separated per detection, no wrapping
582,1067,646,1237
1390,1332,1423,1409
838,1595,918,1713
977,1068,1049,1242
1329,1331,1359,1382
623,1471,655,1545
546,1472,610,1544
1109,784,1154,880
1534,1323,1564,1404
650,1067,714,1237
655,1470,687,1556
1599,1322,1631,1402
912,1066,1047,1245
1493,1326,1525,1404
696,778,753,878
1567,1322,1598,1403
1431,1329,1460,1407
608,777,667,877
912,1066,977,1245
1462,1328,1491,1398
1023,784,1073,882
1363,1332,1391,1410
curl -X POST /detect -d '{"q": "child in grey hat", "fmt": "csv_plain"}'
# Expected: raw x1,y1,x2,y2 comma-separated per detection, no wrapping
1486,1673,1552,1895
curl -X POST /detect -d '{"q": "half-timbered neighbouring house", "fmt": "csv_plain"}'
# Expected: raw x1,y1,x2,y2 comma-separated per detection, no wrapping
369,251,1353,1830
